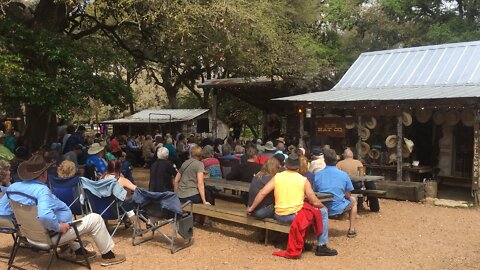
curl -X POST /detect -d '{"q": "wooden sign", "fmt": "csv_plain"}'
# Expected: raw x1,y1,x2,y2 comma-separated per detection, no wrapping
316,118,346,138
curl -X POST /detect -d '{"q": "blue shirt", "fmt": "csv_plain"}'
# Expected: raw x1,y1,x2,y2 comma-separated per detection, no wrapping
0,181,72,232
313,165,354,216
86,155,107,174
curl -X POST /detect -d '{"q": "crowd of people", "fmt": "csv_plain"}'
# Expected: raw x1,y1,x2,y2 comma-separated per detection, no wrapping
0,124,367,261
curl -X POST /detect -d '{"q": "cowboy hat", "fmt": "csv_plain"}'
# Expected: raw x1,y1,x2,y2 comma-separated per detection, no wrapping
368,148,381,160
388,153,397,164
263,141,276,151
402,112,413,127
461,109,474,127
345,116,356,129
356,142,370,157
385,135,397,148
415,108,432,124
285,153,300,170
403,138,414,153
276,137,286,144
359,127,370,141
87,143,105,155
433,110,445,125
364,116,377,129
445,110,460,126
17,154,54,180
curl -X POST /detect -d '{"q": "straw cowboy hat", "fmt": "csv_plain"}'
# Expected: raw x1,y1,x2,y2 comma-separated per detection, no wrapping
415,108,432,124
388,153,397,164
445,110,460,126
276,137,286,144
87,143,105,155
356,142,370,157
368,148,381,160
364,116,377,129
461,109,474,127
403,138,414,153
359,127,370,141
345,115,356,129
433,110,445,125
402,112,413,127
263,141,276,151
385,135,397,148
18,154,54,180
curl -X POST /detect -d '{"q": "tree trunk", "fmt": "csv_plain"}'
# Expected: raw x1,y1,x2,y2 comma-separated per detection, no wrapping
165,86,178,109
25,105,57,152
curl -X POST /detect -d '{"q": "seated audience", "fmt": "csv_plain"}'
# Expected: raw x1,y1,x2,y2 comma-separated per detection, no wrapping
336,148,363,176
0,154,126,265
201,145,222,179
149,147,177,192
86,143,108,175
247,158,280,219
248,153,337,256
313,148,357,238
226,146,261,182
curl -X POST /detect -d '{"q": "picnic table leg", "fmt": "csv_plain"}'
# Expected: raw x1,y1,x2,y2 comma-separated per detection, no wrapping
264,229,269,246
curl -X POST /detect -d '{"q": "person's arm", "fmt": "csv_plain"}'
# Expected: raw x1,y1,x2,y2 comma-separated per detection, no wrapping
37,193,71,232
304,180,325,209
196,172,210,204
345,175,354,199
247,177,275,213
119,176,137,192
173,172,181,192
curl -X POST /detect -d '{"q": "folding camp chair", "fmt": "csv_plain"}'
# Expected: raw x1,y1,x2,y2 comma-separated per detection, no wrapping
83,189,128,237
50,176,85,217
6,191,91,270
131,199,193,254
0,215,21,269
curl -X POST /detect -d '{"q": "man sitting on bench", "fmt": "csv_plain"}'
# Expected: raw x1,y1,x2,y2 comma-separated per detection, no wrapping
247,153,338,256
313,148,357,238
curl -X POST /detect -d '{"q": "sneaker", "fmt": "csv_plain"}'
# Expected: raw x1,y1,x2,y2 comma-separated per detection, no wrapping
347,230,357,238
315,245,338,256
303,242,314,252
74,249,97,263
100,253,126,267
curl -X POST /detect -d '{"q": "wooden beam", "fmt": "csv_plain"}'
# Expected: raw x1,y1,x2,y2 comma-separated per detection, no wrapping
299,108,305,148
396,114,403,181
212,89,218,139
357,115,362,162
473,108,480,205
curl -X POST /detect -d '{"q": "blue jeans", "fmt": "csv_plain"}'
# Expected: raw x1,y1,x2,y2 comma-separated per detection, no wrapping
252,204,274,219
274,207,329,245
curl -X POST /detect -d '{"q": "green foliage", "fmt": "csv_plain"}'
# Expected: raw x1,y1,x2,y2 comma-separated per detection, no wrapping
0,18,134,117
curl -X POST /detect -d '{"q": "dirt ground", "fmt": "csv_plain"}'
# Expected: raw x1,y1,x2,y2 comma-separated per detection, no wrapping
1,168,480,270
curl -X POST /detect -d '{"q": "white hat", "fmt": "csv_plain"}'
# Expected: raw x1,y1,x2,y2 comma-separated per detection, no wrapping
433,111,445,125
264,141,276,151
364,116,377,129
356,142,370,157
402,112,413,127
385,135,397,148
461,109,474,127
445,110,460,126
388,153,397,164
359,127,370,141
403,138,414,153
415,108,432,124
88,143,104,155
345,115,356,129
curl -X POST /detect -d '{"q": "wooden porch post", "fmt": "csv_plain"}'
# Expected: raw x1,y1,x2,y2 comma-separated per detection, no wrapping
396,114,403,181
356,115,362,162
299,105,305,148
212,89,218,139
472,108,480,205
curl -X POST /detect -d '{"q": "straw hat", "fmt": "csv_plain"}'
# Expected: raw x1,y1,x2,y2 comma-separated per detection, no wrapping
402,112,413,127
345,115,356,129
276,137,286,144
433,111,445,125
388,153,397,164
368,148,381,160
415,108,432,124
364,116,377,129
356,142,370,157
403,138,414,153
264,141,276,151
87,143,105,155
359,127,370,141
461,109,474,127
385,135,397,148
445,110,460,126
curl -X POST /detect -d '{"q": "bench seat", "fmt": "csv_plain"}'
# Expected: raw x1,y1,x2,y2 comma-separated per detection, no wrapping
351,189,387,197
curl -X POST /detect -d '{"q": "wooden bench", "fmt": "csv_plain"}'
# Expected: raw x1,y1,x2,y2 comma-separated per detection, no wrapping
351,189,387,197
186,204,290,244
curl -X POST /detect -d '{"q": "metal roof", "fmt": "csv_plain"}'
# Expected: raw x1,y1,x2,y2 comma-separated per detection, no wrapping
101,109,209,124
275,40,480,103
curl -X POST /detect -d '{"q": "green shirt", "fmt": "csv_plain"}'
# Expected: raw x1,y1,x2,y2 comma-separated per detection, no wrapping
177,158,205,198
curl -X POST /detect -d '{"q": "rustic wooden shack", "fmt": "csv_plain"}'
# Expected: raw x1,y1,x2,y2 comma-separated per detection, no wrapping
275,40,480,204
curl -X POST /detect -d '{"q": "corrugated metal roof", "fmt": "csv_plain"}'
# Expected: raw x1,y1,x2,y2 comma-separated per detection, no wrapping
101,109,209,124
275,40,480,103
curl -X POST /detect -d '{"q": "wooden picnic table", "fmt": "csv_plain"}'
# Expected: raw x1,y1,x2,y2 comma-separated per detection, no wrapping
205,178,333,202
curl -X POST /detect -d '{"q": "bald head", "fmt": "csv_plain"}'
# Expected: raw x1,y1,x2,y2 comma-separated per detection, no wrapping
343,148,354,158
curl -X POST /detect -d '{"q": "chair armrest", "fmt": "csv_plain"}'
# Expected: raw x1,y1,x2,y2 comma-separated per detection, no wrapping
68,220,83,227
180,200,192,208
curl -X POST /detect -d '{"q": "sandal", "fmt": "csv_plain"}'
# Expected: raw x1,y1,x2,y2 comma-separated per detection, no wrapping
347,230,357,238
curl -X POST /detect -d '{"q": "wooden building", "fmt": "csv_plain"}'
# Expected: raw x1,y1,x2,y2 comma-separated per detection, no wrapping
275,40,480,204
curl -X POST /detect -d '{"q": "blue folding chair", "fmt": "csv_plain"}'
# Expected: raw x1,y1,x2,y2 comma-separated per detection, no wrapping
83,189,128,237
49,175,85,217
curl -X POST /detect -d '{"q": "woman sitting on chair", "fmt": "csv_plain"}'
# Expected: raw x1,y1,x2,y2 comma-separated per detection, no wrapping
100,160,137,199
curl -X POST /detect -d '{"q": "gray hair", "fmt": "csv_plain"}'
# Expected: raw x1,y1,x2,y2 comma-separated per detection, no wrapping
166,137,173,144
157,147,169,160
202,145,215,158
